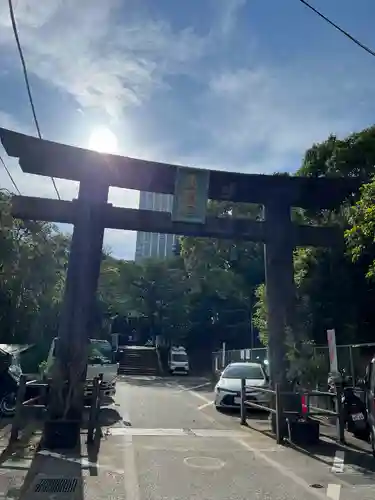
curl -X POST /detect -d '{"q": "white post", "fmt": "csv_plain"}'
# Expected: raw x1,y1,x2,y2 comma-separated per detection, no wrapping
327,329,338,375
222,342,226,369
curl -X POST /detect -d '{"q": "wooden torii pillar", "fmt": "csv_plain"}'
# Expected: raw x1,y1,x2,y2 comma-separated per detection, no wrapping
0,128,359,437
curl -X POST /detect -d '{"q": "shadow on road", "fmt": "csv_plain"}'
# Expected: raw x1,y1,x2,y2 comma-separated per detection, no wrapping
0,422,84,500
81,407,123,429
248,413,375,480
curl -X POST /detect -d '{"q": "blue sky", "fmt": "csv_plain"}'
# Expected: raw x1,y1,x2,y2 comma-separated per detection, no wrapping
1,0,375,259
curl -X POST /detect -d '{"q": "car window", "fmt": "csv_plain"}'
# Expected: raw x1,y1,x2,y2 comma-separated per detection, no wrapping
172,354,188,362
222,364,265,380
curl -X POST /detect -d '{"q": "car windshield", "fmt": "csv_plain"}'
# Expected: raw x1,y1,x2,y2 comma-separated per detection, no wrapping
88,340,113,364
172,353,188,362
222,364,264,380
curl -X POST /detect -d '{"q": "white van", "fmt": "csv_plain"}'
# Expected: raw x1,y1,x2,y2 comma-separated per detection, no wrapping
168,346,189,375
45,338,118,400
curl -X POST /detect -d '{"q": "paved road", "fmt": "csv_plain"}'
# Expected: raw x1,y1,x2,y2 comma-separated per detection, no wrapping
99,375,375,500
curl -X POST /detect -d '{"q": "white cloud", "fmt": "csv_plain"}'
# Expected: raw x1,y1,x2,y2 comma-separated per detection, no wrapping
191,62,373,173
0,0,208,118
1,0,375,259
213,0,247,36
0,0,210,259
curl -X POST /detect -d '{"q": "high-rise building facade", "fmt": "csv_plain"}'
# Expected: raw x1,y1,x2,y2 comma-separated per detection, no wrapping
134,192,176,262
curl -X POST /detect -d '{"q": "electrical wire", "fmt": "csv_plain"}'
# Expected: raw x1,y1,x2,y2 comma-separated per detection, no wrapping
7,0,61,200
0,153,21,195
298,0,375,58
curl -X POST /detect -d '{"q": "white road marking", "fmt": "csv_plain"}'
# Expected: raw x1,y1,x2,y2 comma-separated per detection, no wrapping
176,383,213,403
177,382,211,393
111,428,186,436
123,434,140,500
38,450,124,474
197,401,213,410
237,439,329,500
326,483,341,500
182,387,331,500
331,451,345,473
193,429,254,438
109,427,252,438
120,392,140,500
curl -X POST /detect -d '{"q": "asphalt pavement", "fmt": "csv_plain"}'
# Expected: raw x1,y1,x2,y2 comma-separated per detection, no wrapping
105,375,375,500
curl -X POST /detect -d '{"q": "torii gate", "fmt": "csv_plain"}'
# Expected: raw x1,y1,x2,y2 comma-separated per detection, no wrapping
0,127,359,433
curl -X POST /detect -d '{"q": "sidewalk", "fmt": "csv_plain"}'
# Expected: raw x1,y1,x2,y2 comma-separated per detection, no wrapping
0,407,127,500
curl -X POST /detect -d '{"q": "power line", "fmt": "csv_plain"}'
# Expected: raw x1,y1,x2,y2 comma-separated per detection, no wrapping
7,0,61,200
298,0,375,58
0,153,21,195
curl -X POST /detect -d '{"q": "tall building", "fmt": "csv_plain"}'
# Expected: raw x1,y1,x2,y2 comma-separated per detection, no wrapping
135,192,176,262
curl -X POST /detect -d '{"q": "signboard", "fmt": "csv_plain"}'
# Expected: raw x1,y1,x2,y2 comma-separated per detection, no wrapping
327,329,338,374
172,167,210,223
240,350,245,360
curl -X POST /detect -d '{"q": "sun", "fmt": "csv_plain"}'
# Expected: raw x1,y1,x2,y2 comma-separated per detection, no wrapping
88,127,118,154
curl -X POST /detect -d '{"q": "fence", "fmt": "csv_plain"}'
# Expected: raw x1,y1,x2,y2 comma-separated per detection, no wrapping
10,375,48,442
10,374,103,444
239,380,345,445
212,343,375,386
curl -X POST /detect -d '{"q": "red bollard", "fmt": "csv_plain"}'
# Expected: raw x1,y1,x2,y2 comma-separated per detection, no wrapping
301,394,308,415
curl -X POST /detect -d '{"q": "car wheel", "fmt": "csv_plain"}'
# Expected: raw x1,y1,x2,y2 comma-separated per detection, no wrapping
0,393,17,417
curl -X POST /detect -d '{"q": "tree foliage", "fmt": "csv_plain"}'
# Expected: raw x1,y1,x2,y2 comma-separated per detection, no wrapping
253,125,375,347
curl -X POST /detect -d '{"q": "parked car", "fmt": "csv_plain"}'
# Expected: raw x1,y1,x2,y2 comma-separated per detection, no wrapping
168,346,189,375
214,362,270,410
44,338,118,401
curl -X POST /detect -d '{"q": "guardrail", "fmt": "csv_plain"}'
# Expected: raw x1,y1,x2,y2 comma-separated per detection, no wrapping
240,379,345,445
10,374,48,442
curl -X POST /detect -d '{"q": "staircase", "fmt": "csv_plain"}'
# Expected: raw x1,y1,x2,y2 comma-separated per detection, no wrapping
118,346,160,376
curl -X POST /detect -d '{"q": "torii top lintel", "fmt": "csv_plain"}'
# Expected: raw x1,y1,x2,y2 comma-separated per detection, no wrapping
0,127,360,210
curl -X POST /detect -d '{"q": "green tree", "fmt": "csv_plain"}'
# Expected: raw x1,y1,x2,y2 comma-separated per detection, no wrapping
346,178,375,280
180,201,264,350
254,125,375,348
118,258,190,344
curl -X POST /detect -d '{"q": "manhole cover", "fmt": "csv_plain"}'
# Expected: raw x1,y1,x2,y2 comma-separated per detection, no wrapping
183,456,225,470
34,478,78,493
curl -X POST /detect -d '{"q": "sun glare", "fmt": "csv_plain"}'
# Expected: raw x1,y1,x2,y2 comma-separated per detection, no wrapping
88,127,118,154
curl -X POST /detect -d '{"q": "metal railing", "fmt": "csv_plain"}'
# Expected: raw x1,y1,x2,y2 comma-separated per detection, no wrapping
10,373,103,444
240,380,345,445
214,342,375,387
10,375,48,442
